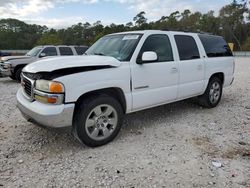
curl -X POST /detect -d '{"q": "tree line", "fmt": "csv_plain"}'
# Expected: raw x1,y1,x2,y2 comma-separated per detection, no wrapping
0,0,249,51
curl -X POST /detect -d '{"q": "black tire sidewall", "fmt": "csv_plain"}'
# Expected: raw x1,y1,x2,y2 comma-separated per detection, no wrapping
9,74,16,80
74,95,124,147
15,67,23,81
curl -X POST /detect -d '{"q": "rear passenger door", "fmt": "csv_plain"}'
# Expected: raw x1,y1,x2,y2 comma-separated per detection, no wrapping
131,34,179,110
174,35,205,99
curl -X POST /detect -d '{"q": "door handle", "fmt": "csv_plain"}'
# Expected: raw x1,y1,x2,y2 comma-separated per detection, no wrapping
171,67,178,73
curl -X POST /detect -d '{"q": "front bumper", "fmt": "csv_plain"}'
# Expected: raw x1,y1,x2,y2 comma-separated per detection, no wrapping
17,88,75,128
0,67,11,77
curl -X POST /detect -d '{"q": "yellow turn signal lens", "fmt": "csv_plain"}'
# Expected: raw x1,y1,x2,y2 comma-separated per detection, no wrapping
47,97,57,104
49,82,64,93
35,95,58,104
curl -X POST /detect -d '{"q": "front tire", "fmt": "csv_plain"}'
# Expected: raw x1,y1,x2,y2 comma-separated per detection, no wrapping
198,77,223,108
73,95,124,147
9,74,16,80
15,67,23,81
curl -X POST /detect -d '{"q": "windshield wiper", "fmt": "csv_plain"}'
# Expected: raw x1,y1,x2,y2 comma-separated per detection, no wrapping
94,52,105,56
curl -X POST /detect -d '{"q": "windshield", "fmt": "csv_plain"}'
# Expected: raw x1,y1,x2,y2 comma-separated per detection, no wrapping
85,34,142,61
26,47,42,57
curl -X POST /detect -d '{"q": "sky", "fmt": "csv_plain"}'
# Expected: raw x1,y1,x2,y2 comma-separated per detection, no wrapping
0,0,233,28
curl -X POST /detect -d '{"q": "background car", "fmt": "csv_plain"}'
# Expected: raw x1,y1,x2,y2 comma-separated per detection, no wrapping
0,51,11,57
0,45,88,81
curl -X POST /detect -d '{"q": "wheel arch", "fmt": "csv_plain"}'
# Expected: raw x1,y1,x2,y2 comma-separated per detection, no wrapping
209,72,224,85
74,87,127,114
14,64,27,73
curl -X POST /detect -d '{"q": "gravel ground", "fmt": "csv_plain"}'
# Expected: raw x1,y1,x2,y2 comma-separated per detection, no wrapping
0,58,250,188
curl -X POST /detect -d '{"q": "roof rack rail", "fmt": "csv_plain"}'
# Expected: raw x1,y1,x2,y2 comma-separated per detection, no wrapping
161,28,215,35
198,31,214,35
161,28,191,32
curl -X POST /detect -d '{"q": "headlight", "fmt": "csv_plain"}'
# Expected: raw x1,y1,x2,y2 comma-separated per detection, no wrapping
35,80,64,93
2,62,11,69
34,80,65,104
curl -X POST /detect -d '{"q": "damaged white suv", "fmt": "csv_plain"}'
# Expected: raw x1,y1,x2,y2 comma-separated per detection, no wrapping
17,30,234,147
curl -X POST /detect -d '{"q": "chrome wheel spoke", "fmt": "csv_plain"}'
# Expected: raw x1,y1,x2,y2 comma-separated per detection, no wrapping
214,83,220,90
103,107,113,117
102,128,111,137
209,89,214,96
210,95,214,102
86,119,95,128
91,128,99,137
108,118,116,125
93,106,102,116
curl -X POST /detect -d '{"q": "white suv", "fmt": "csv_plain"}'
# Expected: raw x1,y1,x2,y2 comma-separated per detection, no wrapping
16,30,234,147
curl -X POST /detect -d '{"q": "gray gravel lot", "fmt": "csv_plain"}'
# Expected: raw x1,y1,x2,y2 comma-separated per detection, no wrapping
0,58,250,188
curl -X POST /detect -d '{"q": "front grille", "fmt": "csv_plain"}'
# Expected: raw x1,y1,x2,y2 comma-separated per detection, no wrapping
22,72,41,80
23,76,32,97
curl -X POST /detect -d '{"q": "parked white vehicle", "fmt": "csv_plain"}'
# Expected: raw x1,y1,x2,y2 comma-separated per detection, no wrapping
16,30,234,147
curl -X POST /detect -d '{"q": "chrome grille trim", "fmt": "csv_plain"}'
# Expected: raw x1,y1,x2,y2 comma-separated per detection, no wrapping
21,73,35,101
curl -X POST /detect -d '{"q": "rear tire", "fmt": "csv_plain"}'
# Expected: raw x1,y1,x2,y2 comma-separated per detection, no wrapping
198,77,223,108
73,95,124,147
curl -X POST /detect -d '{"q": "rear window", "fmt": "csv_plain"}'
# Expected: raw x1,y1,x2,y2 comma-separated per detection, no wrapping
199,34,233,57
174,35,200,61
59,47,74,56
74,46,88,55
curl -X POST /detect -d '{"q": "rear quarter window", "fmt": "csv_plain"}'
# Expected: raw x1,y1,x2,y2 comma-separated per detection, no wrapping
199,34,233,57
74,46,88,55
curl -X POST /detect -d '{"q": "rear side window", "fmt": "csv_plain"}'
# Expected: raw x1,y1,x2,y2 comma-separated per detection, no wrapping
175,35,200,61
41,47,57,56
59,47,74,55
75,47,88,55
199,34,233,57
138,34,173,63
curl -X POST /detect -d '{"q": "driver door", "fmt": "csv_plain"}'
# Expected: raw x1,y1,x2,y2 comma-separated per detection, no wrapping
39,47,58,58
131,34,179,111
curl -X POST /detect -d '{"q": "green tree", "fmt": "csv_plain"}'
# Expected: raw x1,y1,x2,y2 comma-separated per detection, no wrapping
219,0,249,50
242,36,250,50
0,0,250,51
133,11,147,27
0,19,47,49
36,33,62,45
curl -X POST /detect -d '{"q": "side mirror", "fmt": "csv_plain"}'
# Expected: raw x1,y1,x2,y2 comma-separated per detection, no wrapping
39,53,46,58
141,51,158,63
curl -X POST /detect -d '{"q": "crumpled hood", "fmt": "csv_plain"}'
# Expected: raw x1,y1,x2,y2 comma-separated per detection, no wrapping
1,55,30,62
23,55,122,73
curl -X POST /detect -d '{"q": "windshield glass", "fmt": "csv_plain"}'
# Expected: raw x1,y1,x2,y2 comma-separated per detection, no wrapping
26,47,42,57
85,34,142,61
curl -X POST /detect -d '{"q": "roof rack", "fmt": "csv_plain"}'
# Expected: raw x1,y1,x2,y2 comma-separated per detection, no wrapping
161,28,191,33
198,31,214,35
